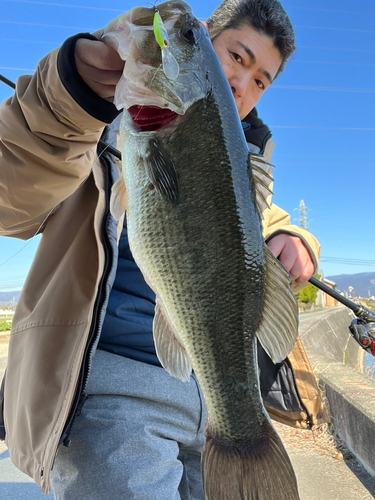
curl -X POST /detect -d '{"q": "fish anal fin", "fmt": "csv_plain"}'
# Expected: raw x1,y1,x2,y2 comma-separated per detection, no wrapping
144,139,180,203
110,174,127,221
257,244,299,363
153,298,192,382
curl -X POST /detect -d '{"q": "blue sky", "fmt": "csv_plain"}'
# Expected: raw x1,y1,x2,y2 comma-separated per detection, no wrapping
0,0,374,292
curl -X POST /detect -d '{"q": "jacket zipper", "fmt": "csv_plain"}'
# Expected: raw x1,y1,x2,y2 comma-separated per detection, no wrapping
58,156,116,447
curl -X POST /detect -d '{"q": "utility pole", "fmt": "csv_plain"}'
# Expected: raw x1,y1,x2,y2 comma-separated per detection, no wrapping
296,200,311,231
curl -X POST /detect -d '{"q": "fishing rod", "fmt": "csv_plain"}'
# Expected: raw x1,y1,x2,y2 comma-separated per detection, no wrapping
309,276,375,356
2,75,375,355
0,74,15,90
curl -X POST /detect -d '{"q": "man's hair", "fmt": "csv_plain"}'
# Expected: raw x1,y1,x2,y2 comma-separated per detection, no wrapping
206,0,296,77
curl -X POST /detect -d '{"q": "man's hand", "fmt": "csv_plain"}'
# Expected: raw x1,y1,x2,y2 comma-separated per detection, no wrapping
267,234,314,291
75,30,124,103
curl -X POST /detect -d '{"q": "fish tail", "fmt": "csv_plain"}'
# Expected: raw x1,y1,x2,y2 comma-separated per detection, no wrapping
202,423,300,500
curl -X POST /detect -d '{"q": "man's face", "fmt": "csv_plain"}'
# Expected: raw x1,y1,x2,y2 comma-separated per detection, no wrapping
212,24,282,120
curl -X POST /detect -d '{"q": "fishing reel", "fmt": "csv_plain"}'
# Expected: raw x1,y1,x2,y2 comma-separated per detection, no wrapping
349,319,375,357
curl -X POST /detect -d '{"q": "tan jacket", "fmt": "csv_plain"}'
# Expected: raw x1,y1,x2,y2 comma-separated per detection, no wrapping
0,47,328,494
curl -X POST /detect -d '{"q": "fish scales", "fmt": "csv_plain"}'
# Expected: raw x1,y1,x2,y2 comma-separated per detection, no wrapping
124,97,266,439
105,2,300,498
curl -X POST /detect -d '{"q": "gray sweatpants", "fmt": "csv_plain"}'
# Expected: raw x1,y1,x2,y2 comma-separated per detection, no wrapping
51,349,208,500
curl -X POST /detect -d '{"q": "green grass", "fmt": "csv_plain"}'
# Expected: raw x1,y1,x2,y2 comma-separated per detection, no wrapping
0,321,11,332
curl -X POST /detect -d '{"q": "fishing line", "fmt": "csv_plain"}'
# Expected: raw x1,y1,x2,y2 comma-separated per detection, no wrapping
146,0,160,8
0,141,120,271
0,75,122,273
0,241,35,270
132,62,165,123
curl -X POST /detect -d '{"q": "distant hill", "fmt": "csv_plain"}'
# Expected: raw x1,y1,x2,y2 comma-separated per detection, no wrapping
0,291,21,305
326,272,375,298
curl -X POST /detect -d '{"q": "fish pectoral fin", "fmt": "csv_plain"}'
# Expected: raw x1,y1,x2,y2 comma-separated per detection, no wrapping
257,244,299,363
144,140,180,203
248,152,274,219
153,298,192,382
110,174,127,221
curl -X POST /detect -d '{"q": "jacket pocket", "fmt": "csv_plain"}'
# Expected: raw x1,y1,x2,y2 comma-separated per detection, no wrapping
0,370,6,440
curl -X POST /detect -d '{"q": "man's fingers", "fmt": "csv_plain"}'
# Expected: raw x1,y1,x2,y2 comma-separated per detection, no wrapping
267,233,315,287
75,38,124,71
74,37,124,99
278,246,298,274
289,256,305,282
267,236,286,259
92,29,104,40
294,259,314,284
76,60,123,86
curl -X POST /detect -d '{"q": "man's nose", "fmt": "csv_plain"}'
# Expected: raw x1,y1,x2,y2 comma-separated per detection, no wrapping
231,74,248,99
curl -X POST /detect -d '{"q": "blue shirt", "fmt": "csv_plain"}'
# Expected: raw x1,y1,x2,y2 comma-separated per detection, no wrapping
98,217,161,367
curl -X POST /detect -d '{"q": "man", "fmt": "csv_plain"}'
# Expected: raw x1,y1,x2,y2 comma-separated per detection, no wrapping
0,0,327,498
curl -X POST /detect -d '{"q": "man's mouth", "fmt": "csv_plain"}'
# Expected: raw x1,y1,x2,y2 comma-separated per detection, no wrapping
128,105,179,132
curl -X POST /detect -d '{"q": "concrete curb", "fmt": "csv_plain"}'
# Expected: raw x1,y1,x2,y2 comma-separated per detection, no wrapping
300,309,375,477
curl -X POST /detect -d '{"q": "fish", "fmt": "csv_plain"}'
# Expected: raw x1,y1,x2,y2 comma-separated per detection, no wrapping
103,1,300,499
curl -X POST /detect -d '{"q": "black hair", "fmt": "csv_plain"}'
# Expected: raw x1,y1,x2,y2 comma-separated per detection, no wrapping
206,0,296,77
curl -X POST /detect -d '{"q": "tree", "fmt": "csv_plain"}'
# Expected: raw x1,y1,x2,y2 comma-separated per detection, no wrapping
297,273,321,305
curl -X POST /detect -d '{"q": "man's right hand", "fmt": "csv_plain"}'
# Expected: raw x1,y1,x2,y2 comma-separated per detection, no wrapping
74,30,124,103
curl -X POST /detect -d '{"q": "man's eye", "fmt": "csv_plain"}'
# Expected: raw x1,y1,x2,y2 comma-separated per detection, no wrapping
255,79,265,90
232,52,242,64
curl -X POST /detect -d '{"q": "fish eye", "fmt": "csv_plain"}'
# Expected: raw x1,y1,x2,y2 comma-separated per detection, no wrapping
182,26,199,44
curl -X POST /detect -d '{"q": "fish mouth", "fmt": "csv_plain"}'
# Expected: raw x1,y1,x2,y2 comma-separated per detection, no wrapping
128,105,179,132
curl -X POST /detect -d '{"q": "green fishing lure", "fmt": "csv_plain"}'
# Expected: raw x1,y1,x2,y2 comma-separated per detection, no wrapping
153,10,179,80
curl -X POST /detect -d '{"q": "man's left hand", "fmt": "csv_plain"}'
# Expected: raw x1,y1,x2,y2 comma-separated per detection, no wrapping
267,234,315,291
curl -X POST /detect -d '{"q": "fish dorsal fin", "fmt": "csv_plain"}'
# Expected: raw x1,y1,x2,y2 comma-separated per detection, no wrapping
110,174,127,221
153,298,192,382
144,140,180,203
256,244,299,363
248,152,274,218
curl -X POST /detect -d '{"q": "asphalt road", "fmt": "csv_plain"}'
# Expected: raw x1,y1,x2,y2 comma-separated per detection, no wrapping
0,308,374,499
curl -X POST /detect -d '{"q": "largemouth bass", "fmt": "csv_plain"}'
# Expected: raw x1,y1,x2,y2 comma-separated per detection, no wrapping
104,2,300,499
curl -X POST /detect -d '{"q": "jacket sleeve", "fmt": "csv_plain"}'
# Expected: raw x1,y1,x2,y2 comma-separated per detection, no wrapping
262,203,321,275
255,133,320,281
0,36,118,240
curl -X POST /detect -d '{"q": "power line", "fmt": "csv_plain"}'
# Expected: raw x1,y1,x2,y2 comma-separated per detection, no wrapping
0,37,59,45
0,66,36,71
0,20,93,30
276,162,375,167
269,125,375,131
293,59,375,68
294,25,375,34
320,257,375,265
285,6,375,17
275,154,375,158
3,0,124,11
297,45,375,54
272,84,375,93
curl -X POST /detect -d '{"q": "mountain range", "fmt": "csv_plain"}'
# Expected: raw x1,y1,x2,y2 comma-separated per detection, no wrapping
326,272,375,298
0,291,21,306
